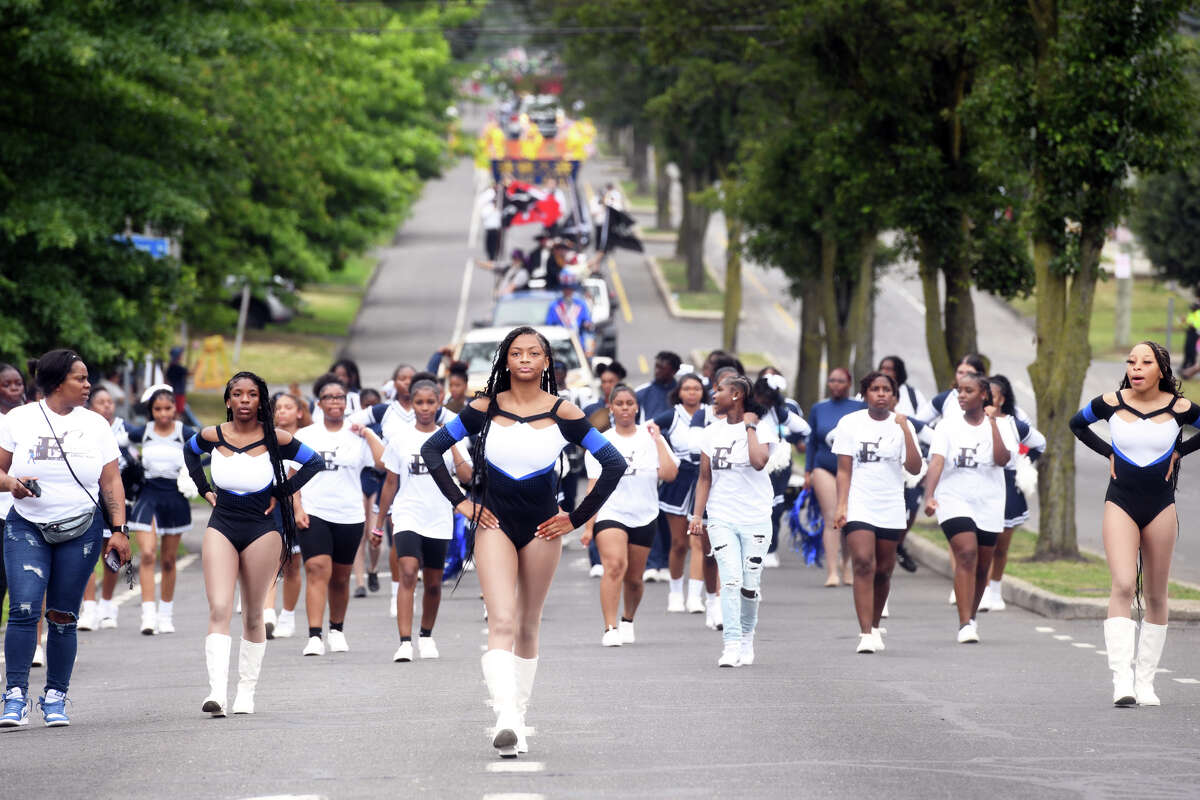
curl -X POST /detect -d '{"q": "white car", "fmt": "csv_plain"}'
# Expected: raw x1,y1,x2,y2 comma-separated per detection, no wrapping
453,325,598,406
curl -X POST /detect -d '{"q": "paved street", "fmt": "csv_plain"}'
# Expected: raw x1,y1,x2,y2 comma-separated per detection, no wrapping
4,154,1200,800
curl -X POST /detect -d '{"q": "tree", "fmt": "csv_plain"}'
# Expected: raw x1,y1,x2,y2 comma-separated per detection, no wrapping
986,0,1195,557
1131,167,1200,290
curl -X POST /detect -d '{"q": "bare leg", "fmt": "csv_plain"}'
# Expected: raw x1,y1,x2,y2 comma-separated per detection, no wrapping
329,563,353,626
513,536,563,659
304,555,332,632
811,469,841,585
83,573,97,602
160,533,182,602
845,529,876,633
100,563,118,600
419,567,443,631
667,514,689,580
281,555,302,612
353,495,370,591
873,540,897,626
947,532,978,626
990,527,1015,581
138,528,158,602
203,529,241,635
475,528,519,652
1139,504,1178,626
622,543,652,620
397,555,420,638
687,519,706,581
970,544,996,619
238,534,284,644
596,530,628,628
1102,502,1141,620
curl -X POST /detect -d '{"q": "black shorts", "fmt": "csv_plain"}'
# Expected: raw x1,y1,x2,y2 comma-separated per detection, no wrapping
940,516,999,547
594,520,656,548
394,530,449,570
843,521,904,542
208,488,281,552
299,515,364,565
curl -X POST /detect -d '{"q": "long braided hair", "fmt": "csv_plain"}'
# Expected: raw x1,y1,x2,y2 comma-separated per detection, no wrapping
225,371,298,570
462,327,559,565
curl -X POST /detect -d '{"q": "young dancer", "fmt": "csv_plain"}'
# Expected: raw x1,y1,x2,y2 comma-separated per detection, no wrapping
126,387,195,635
922,374,1014,643
184,372,324,716
374,379,472,662
877,355,927,574
421,326,625,757
293,374,385,656
832,372,921,653
1071,341,1199,706
689,375,778,668
264,391,309,638
581,385,679,645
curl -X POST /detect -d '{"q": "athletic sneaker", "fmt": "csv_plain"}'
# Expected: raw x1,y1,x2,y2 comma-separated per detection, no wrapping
0,688,29,727
717,644,741,667
762,552,780,568
588,564,604,578
418,636,440,659
856,633,876,654
140,607,157,636
657,568,672,582
667,592,685,613
704,600,717,630
274,614,295,639
711,599,724,631
881,600,890,619
38,690,69,727
642,568,659,583
264,608,277,639
98,610,118,630
367,572,380,592
989,590,1006,611
871,627,886,652
157,613,176,635
327,630,349,653
957,621,980,644
895,543,918,573
31,644,45,667
601,627,622,647
77,603,99,631
393,642,414,662
619,620,635,644
739,638,755,666
686,594,706,614
302,636,325,656
353,586,368,599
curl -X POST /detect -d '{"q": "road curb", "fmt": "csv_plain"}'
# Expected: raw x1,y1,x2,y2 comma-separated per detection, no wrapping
644,253,724,321
905,534,1200,622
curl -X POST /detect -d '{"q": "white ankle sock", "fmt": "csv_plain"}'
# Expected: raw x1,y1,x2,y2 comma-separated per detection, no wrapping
669,577,684,594
989,579,1002,592
706,591,717,603
81,600,97,614
98,599,114,616
279,608,295,623
391,581,400,599
142,601,156,616
158,600,173,617
689,579,705,598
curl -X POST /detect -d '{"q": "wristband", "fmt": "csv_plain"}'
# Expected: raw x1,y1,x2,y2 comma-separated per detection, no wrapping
371,527,385,536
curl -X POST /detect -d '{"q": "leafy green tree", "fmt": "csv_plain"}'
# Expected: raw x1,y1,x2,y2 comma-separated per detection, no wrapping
1131,167,1200,290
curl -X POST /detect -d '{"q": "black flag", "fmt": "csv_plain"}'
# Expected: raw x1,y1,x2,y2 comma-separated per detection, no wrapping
598,205,643,253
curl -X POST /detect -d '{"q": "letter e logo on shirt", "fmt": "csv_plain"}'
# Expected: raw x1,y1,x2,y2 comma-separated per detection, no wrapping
711,445,733,471
857,438,882,464
954,446,978,469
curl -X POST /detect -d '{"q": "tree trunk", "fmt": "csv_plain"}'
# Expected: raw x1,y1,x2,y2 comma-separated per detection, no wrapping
655,152,672,231
722,216,743,351
796,277,824,411
942,214,979,364
818,224,849,369
1029,229,1102,560
680,168,710,292
631,125,650,197
849,229,877,380
606,125,621,158
917,235,954,389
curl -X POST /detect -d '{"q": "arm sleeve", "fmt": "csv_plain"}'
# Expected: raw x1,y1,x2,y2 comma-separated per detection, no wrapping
831,419,854,457
425,352,443,374
184,434,214,496
1069,396,1114,458
1016,419,1047,462
125,424,146,444
783,408,812,440
558,416,626,528
420,404,486,507
276,438,325,495
1177,400,1200,456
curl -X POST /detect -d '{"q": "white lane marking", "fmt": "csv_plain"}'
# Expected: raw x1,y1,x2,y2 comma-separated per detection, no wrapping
112,553,199,607
1156,668,1172,674
1035,626,1055,633
239,796,327,800
1053,634,1073,641
882,275,926,315
452,258,476,343
483,726,536,735
1071,642,1095,649
467,195,480,248
486,762,545,773
1172,678,1200,684
482,794,546,800
1096,650,1107,655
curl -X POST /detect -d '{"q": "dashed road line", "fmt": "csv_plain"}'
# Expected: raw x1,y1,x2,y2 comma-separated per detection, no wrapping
1035,626,1055,633
606,256,633,323
638,354,649,375
452,258,476,343
745,268,769,297
1172,678,1200,684
483,794,546,800
771,302,797,331
1070,642,1095,649
486,762,545,773
1052,634,1073,641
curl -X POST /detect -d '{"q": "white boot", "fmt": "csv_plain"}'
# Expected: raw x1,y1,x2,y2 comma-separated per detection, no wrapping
514,655,538,754
481,649,520,758
202,633,231,717
1103,617,1136,707
232,639,266,714
1135,621,1167,707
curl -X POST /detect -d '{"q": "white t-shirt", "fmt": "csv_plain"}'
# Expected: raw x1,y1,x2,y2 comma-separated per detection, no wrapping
831,410,916,529
382,426,468,540
0,409,12,519
585,426,678,528
295,422,376,523
700,418,777,527
0,402,119,523
928,415,1018,533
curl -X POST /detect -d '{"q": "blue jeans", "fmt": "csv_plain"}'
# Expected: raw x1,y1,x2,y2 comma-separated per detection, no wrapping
4,510,105,695
708,518,771,645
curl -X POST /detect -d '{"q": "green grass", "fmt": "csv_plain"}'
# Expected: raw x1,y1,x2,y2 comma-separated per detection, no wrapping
913,523,1200,601
1009,277,1189,360
619,178,655,210
660,256,725,312
281,286,363,337
319,252,378,288
234,331,336,387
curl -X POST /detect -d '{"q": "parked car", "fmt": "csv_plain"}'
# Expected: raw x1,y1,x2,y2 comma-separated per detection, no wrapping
452,325,597,408
225,275,295,328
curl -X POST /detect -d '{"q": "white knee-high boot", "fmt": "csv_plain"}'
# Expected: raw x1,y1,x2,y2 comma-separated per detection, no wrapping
514,655,538,754
1103,617,1136,706
481,649,520,758
1135,621,1167,706
203,633,231,717
232,639,266,714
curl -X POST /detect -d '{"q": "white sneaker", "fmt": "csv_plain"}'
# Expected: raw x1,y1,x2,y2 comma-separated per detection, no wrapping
881,599,890,618
717,643,741,667
274,614,295,639
327,629,349,653
302,636,325,656
657,568,672,582
263,608,277,638
98,611,118,630
588,563,604,578
762,552,780,568
667,592,685,613
948,588,956,605
686,594,706,614
990,592,1006,611
739,638,755,666
77,603,98,631
31,644,45,668
156,613,175,634
871,627,886,652
856,633,876,654
393,641,414,662
140,608,157,636
957,621,980,644
705,599,717,630
418,636,440,659
642,568,659,583
619,620,635,644
710,597,723,631
601,627,622,647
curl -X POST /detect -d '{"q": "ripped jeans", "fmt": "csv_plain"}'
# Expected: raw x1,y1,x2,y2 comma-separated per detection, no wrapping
707,518,771,646
4,510,105,695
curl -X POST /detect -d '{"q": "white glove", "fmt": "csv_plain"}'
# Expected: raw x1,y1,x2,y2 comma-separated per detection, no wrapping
903,458,928,489
1014,454,1038,499
177,467,199,500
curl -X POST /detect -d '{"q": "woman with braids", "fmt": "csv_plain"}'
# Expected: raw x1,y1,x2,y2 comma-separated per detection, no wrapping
184,372,325,717
689,374,779,668
1070,341,1199,707
421,326,625,758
